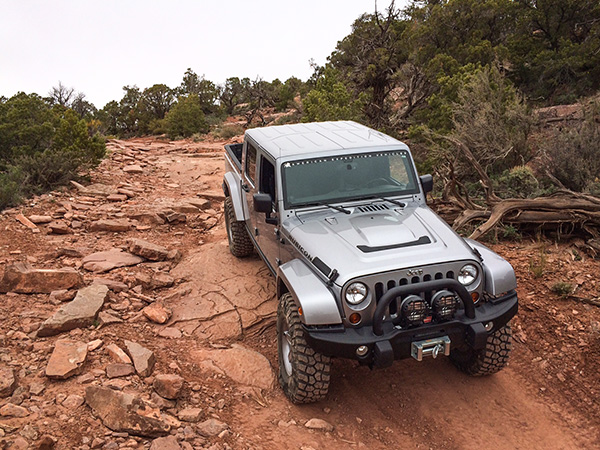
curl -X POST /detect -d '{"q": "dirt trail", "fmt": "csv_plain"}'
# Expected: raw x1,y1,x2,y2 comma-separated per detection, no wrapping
0,136,598,449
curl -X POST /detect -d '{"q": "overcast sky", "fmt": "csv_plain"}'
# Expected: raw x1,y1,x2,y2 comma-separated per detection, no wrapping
1,0,408,109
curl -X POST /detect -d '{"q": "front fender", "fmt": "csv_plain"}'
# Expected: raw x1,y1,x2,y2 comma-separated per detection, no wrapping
223,172,246,221
277,259,342,326
466,239,517,295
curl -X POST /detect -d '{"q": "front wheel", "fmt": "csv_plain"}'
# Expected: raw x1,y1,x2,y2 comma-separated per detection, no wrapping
277,293,331,403
450,323,512,376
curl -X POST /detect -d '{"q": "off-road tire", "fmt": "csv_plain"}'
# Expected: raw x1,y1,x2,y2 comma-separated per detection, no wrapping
450,323,512,376
224,196,253,258
277,293,331,403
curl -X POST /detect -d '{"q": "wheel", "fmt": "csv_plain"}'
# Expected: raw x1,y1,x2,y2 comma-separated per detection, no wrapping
224,196,253,258
450,323,512,376
277,293,331,403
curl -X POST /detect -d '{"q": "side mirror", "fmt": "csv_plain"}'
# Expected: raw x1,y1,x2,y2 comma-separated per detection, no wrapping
253,193,273,213
419,174,433,194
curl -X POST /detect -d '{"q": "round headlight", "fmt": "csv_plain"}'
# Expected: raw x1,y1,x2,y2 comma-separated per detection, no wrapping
458,264,478,286
345,282,368,305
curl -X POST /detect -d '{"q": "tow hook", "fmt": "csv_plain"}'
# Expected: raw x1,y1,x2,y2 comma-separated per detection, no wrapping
411,336,451,361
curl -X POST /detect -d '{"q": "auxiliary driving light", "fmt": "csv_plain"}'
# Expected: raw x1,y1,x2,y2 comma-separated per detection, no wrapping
401,295,429,326
432,290,459,321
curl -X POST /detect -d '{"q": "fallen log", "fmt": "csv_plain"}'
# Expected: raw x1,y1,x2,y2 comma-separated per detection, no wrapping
452,193,600,240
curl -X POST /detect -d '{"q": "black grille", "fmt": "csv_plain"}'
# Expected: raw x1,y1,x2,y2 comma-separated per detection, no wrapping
357,204,390,213
374,271,456,318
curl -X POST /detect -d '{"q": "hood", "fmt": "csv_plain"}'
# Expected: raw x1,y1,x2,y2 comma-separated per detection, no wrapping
281,203,478,286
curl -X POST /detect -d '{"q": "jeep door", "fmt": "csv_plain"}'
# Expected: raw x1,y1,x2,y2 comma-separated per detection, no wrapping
243,140,279,271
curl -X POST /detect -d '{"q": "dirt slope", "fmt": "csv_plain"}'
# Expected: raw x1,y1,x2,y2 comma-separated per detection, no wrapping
0,136,598,449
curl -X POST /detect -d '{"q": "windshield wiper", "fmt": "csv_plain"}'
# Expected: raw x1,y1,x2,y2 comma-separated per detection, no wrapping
324,203,351,214
296,201,351,214
380,197,406,208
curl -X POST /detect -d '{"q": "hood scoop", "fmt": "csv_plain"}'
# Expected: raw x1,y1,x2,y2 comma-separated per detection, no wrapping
357,235,431,253
356,203,390,213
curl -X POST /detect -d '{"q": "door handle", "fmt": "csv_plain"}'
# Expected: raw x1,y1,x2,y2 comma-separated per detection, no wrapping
241,184,249,192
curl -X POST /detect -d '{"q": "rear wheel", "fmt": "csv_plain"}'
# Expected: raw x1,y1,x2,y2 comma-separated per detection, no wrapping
450,323,512,376
277,293,331,403
224,196,253,257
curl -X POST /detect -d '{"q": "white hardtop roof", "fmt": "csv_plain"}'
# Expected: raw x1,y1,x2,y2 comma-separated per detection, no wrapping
244,121,406,158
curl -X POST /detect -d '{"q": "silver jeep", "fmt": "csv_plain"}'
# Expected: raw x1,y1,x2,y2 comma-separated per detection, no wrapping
223,121,517,403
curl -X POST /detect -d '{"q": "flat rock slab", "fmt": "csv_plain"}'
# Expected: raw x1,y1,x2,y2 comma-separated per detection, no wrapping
45,340,88,379
89,219,132,233
128,239,170,261
150,436,181,450
82,249,144,273
153,374,185,400
85,386,171,437
192,344,274,390
38,285,109,337
0,262,83,294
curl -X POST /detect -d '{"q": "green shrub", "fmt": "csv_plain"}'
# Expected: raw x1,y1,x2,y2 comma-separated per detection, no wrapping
165,95,209,139
495,166,540,199
550,282,574,297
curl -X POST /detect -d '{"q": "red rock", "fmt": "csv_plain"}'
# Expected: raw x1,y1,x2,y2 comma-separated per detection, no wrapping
45,340,88,379
0,262,83,294
85,386,171,437
196,418,228,437
38,285,109,337
107,194,128,202
106,363,135,378
82,249,143,273
153,374,185,400
149,436,181,450
106,344,132,364
0,366,17,397
124,340,156,377
28,215,53,224
128,239,170,261
142,304,171,324
48,221,71,234
89,219,132,232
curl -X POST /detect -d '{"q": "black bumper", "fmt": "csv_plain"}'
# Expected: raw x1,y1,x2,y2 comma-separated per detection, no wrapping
303,290,518,368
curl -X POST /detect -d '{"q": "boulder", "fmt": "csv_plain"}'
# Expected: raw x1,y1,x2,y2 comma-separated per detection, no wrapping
142,304,171,324
153,374,185,400
0,262,83,294
85,386,171,437
45,340,88,379
124,340,156,377
82,249,143,273
38,285,109,337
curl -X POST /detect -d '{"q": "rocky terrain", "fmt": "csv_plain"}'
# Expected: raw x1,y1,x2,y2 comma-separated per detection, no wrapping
0,136,599,449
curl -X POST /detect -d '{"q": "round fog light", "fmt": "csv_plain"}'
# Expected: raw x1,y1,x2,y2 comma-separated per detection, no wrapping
484,322,493,331
356,345,369,357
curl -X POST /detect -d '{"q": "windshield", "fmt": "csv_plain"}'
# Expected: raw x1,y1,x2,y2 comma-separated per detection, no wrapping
282,150,419,209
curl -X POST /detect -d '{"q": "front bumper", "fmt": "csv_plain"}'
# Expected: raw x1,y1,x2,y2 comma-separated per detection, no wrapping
303,290,518,368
